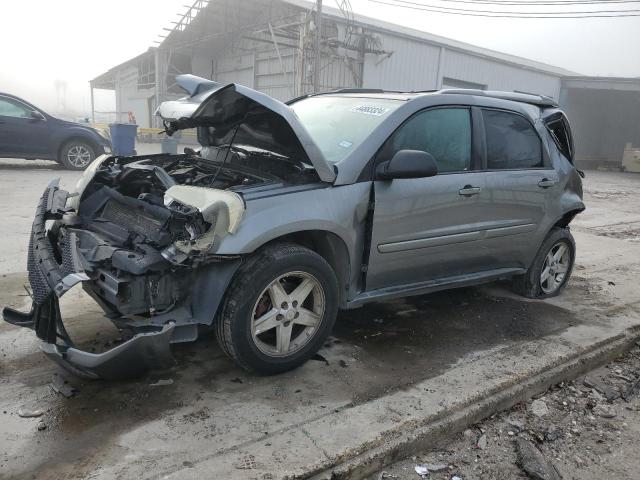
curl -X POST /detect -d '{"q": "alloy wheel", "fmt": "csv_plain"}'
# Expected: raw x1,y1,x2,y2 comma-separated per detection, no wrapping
250,271,325,357
66,145,92,168
540,241,571,294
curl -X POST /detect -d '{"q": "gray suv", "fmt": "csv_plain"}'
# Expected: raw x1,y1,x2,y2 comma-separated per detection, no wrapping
2,75,584,378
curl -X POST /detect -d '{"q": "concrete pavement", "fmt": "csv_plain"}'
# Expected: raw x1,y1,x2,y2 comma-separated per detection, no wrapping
1,163,639,479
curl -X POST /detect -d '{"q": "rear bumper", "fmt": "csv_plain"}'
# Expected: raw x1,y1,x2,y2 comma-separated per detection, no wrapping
2,179,175,379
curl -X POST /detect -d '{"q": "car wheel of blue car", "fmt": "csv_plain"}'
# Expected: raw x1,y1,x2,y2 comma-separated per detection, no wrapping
216,243,339,374
60,140,95,170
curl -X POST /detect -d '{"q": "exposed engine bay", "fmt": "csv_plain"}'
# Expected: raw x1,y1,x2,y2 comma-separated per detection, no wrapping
62,151,319,319
1,76,336,379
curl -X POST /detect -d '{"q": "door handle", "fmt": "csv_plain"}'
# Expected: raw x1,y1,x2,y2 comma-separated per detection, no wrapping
459,185,481,196
537,178,557,188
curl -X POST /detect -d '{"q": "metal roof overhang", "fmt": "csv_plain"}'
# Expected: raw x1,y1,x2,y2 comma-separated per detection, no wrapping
90,48,157,90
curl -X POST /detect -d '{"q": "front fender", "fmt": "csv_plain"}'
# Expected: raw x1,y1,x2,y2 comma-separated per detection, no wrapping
215,183,371,256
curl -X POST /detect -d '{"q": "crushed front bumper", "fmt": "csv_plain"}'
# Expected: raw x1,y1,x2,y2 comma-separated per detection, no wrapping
1,180,176,380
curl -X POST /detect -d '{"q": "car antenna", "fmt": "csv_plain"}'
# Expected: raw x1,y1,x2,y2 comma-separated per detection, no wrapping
209,115,246,187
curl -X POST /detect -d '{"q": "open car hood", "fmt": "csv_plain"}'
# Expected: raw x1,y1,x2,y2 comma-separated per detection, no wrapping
156,75,336,183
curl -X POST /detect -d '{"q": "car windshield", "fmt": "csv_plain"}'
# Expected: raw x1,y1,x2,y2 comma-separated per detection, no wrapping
290,96,403,163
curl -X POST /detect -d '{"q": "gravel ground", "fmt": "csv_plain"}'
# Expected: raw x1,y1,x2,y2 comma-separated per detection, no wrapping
373,343,640,480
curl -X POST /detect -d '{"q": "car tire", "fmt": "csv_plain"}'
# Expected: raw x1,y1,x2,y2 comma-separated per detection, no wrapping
59,140,96,170
215,243,339,374
515,227,576,299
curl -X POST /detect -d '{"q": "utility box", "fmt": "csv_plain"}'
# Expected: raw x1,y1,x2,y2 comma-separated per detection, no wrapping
109,123,138,156
622,143,640,173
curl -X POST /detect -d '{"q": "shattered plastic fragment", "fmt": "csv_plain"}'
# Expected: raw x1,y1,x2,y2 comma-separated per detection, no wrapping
18,408,44,418
414,464,429,477
50,373,77,398
149,379,174,387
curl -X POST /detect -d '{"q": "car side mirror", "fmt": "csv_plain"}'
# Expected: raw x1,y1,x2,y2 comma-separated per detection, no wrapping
376,150,438,180
30,110,45,121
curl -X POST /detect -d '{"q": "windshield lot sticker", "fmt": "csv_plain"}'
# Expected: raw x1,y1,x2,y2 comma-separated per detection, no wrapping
352,105,390,117
339,140,353,149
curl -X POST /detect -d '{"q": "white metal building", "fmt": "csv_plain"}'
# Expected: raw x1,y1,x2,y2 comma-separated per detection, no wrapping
91,0,640,166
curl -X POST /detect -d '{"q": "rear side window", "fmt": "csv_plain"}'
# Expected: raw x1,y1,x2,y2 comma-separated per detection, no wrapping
545,113,574,162
482,109,542,169
390,108,471,173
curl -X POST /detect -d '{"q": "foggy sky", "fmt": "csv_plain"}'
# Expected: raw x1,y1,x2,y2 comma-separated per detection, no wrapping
0,0,637,116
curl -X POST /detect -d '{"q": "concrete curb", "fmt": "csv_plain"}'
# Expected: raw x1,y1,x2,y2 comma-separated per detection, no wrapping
310,326,640,480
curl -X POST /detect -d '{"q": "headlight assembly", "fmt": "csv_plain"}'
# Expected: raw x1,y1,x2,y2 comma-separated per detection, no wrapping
65,154,109,211
163,186,245,255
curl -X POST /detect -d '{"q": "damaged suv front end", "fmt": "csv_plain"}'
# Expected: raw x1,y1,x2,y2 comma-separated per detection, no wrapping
3,77,337,379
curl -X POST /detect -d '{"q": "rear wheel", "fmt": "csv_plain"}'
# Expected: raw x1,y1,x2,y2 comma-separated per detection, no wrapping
215,243,339,374
59,140,95,170
515,227,575,298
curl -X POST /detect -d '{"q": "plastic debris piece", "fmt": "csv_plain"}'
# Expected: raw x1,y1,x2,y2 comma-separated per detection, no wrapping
149,379,174,387
50,373,77,398
414,464,429,477
423,463,447,472
18,408,44,418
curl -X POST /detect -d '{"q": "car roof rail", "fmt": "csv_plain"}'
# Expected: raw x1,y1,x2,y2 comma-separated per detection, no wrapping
436,89,559,108
324,88,412,95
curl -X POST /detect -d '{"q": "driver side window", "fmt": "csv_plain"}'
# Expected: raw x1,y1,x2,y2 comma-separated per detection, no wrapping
388,108,472,173
0,97,31,118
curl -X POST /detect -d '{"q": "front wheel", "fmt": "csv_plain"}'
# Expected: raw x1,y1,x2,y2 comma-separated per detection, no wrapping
215,243,339,374
515,227,576,298
59,140,96,170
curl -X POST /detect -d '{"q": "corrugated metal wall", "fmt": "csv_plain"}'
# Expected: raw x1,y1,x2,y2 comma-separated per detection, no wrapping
363,34,441,91
443,50,561,98
255,48,297,101
361,32,562,99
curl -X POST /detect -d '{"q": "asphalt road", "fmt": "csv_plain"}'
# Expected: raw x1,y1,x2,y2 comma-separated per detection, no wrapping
1,155,639,479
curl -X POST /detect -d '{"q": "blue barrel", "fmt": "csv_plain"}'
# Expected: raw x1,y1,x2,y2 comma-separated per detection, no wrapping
109,123,138,156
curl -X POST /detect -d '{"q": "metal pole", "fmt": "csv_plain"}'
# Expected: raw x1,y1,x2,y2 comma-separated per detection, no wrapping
90,85,95,125
313,0,323,93
154,49,161,128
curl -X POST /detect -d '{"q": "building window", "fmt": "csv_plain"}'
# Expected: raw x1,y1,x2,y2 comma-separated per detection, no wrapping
442,77,487,90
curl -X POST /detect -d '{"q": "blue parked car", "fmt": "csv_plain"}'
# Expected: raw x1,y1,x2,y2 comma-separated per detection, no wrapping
0,93,111,170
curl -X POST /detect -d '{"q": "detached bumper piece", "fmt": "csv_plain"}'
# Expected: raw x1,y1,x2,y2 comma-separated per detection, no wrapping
1,180,176,380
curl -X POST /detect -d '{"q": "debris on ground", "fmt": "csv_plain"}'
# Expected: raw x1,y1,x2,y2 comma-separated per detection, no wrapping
18,408,44,418
531,399,549,418
378,472,398,479
149,379,174,387
311,353,329,365
37,421,47,431
231,377,243,384
622,376,640,401
414,464,429,477
476,433,487,450
50,373,77,398
422,463,448,472
583,376,620,401
339,359,349,368
515,437,562,480
369,343,640,479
